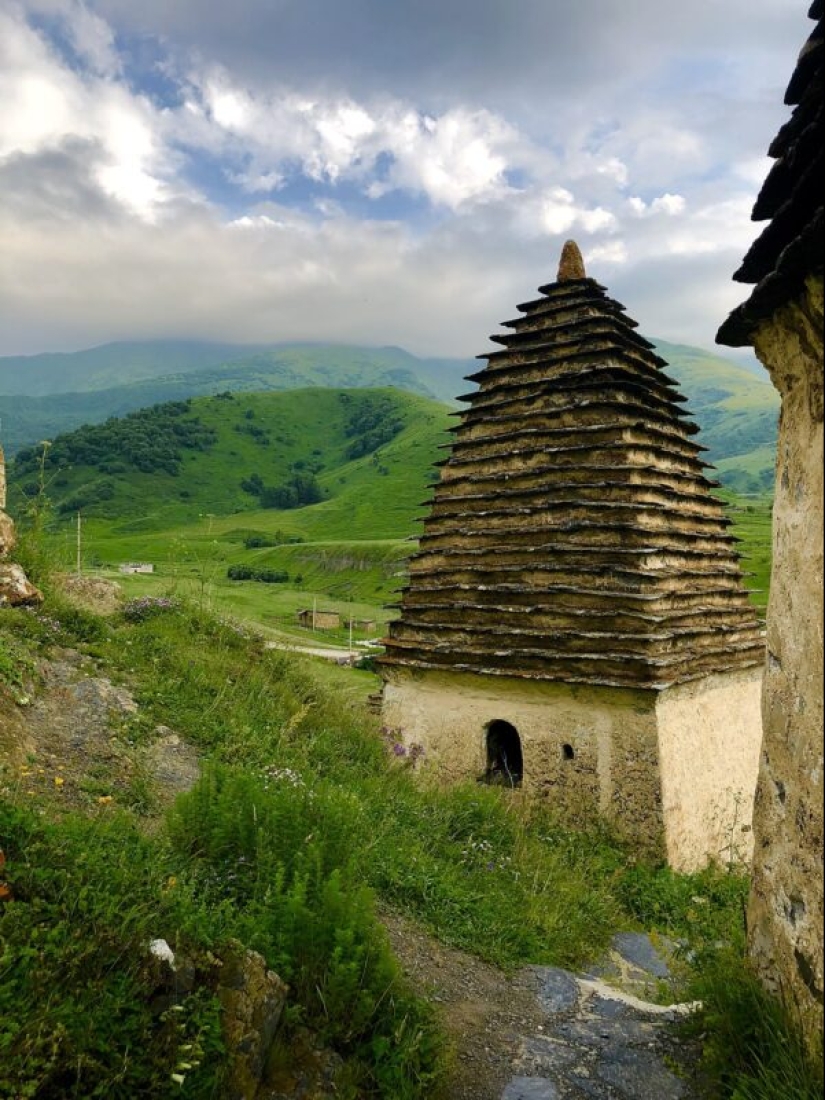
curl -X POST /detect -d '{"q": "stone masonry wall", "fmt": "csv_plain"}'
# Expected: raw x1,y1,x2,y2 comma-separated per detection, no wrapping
382,668,666,856
748,277,824,1042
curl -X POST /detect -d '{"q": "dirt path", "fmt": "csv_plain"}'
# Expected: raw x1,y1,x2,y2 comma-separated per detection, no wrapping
383,909,701,1100
382,909,547,1100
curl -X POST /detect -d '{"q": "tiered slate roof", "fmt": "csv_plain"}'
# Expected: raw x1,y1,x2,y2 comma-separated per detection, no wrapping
718,0,823,346
382,242,764,690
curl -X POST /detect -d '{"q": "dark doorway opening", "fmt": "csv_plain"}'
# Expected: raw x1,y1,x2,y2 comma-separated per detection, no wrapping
484,720,524,788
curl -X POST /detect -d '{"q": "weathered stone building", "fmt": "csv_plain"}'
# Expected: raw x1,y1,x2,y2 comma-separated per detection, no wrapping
717,0,823,1044
381,241,765,872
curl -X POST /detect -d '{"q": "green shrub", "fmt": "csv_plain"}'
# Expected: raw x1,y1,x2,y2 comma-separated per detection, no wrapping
0,804,226,1100
618,860,749,957
168,766,446,1097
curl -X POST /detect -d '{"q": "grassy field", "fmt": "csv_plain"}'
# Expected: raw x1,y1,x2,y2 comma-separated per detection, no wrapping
722,493,773,615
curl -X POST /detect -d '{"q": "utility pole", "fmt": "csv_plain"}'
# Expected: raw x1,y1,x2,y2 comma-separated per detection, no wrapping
312,596,317,632
349,615,354,656
76,512,82,576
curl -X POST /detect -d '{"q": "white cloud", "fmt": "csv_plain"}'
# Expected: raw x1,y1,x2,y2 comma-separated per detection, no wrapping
24,0,120,77
0,4,174,217
186,70,521,209
629,192,686,217
588,240,629,266
532,187,618,237
0,0,800,368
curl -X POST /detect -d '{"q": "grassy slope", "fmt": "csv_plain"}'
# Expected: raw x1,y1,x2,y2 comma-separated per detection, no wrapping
655,340,779,485
12,387,450,534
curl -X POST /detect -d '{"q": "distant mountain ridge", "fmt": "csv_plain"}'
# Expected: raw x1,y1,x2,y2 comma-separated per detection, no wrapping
0,338,779,492
0,340,471,401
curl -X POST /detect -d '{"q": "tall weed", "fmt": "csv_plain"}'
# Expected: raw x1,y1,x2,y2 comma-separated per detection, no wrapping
688,948,823,1100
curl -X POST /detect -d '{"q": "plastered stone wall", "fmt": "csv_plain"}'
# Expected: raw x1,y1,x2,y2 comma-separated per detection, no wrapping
382,669,665,853
748,277,824,1041
656,667,763,873
383,665,765,868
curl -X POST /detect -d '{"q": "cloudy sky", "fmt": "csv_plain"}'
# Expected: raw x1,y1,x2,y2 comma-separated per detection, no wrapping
0,0,810,363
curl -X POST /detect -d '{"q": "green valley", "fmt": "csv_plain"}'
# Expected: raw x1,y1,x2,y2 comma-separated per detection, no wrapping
8,382,773,646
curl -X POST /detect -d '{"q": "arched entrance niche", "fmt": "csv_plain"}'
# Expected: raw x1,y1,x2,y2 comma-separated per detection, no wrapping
484,720,523,788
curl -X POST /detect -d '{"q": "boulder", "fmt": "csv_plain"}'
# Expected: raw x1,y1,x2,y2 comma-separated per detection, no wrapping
0,562,42,607
218,946,289,1100
59,573,124,614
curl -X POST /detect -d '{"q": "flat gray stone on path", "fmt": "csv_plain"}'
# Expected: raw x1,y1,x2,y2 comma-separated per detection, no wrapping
595,1046,685,1099
532,967,580,1015
502,1077,560,1100
502,940,695,1100
520,1035,581,1072
611,933,673,979
554,1014,656,1050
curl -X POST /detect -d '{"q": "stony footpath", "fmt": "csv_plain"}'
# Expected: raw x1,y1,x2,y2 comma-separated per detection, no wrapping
502,933,697,1100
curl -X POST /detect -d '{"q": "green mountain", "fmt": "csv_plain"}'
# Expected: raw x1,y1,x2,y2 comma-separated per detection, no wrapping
1,338,779,492
654,340,779,493
0,341,251,396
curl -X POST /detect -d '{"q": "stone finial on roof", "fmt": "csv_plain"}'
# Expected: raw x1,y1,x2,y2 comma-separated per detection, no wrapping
557,240,586,282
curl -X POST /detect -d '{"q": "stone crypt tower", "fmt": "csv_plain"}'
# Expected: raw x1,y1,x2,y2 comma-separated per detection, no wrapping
381,242,765,871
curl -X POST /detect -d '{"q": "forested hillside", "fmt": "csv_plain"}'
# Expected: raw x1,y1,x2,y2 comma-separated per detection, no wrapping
10,388,451,538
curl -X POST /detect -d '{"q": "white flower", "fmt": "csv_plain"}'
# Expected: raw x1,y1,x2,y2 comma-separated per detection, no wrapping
149,938,176,968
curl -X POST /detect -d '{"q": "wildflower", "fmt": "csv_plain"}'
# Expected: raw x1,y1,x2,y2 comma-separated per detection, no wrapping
392,743,407,757
149,938,176,968
171,1073,186,1085
53,776,64,787
97,795,113,805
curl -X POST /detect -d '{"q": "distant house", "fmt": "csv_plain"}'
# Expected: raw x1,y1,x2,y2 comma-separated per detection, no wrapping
355,619,377,633
296,608,340,630
119,563,155,575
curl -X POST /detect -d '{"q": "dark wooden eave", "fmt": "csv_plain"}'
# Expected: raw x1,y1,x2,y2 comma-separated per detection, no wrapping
718,2,824,346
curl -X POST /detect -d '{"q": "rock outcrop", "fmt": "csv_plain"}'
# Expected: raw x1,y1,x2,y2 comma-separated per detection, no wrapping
717,0,824,1046
217,946,289,1100
0,444,41,607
